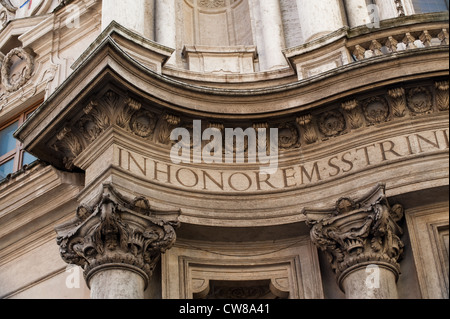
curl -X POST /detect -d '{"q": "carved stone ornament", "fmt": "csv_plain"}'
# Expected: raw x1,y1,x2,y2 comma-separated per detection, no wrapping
435,81,449,111
341,99,364,130
198,0,226,8
362,96,390,124
0,0,16,12
407,87,433,114
296,114,318,144
318,110,346,138
303,184,404,289
51,90,162,169
130,110,158,138
55,183,181,287
157,114,181,145
388,88,407,117
1,47,34,92
278,123,299,150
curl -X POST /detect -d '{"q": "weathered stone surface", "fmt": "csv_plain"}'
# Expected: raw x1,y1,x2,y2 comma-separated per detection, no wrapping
0,0,448,300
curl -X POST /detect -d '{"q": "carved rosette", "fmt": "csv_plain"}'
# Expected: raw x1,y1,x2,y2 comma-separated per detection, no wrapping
278,123,299,150
318,110,346,138
407,87,433,114
56,183,180,287
363,96,390,124
303,184,404,289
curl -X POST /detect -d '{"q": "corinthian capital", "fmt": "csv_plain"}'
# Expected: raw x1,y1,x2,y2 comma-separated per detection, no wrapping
55,183,180,288
303,184,404,288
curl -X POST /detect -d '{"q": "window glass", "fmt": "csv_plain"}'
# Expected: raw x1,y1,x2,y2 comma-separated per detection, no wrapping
0,159,14,180
0,121,19,157
412,0,449,13
22,152,37,166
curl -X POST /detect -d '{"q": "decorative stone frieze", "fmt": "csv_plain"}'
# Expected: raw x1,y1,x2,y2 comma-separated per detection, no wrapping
47,80,448,172
303,184,405,294
55,183,180,289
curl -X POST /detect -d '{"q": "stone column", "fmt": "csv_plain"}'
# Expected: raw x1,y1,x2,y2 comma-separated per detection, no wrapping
258,0,288,70
56,183,180,299
303,184,404,299
344,0,372,28
102,0,155,40
374,0,403,20
155,0,177,66
296,0,345,42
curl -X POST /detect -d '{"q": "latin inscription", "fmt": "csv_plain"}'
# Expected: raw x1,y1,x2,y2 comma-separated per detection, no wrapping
117,129,449,193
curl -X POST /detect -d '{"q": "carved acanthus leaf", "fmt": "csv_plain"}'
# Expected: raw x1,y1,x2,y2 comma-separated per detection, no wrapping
296,114,318,144
157,114,181,145
55,183,181,284
435,81,449,111
304,184,404,287
341,100,364,129
388,88,407,117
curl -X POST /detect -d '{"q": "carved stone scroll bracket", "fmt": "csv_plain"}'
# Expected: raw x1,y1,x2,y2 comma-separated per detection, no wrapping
55,183,181,291
303,184,405,296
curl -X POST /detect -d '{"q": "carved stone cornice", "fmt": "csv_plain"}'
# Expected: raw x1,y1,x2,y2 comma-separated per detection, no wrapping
303,184,404,289
55,183,181,288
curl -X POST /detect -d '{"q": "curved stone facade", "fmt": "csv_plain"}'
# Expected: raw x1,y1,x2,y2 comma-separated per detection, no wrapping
0,0,448,300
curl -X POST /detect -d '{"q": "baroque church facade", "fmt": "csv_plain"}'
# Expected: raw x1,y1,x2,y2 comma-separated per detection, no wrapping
0,0,448,299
